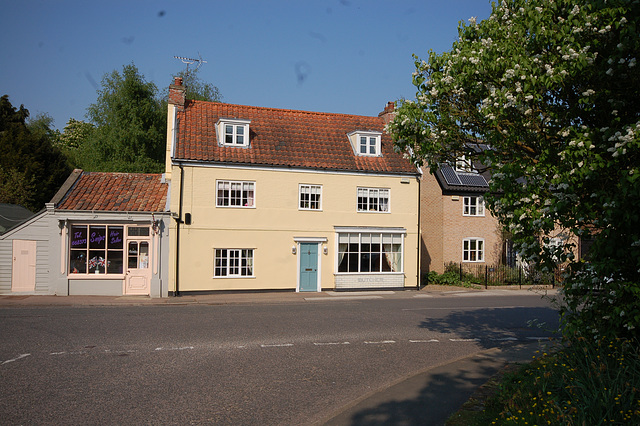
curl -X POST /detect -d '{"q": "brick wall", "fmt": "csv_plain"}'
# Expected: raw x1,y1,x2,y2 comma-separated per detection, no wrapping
420,173,503,276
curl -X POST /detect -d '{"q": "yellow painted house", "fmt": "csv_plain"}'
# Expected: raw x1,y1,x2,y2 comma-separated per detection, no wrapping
165,78,420,293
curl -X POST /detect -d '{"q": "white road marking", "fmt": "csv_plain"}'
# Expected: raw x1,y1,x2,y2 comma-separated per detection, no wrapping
306,296,383,301
449,338,481,342
154,346,194,351
2,353,31,365
493,337,519,341
364,340,396,345
409,339,439,343
313,342,350,346
260,343,294,348
526,337,549,340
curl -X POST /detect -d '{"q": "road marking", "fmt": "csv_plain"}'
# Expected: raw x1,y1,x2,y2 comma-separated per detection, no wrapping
412,294,433,298
306,296,383,301
261,343,294,348
493,337,519,341
449,338,481,342
364,340,396,345
526,337,549,341
2,353,31,365
313,342,350,346
409,339,439,343
154,346,194,351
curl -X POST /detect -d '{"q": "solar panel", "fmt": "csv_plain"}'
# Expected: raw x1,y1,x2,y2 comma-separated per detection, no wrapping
440,166,462,185
458,173,489,187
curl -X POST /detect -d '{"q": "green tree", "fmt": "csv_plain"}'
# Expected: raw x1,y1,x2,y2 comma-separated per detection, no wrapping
174,67,222,102
388,0,640,339
0,95,72,211
80,63,166,172
56,118,95,150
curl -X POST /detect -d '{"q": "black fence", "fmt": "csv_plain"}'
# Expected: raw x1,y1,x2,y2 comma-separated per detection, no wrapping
428,262,561,288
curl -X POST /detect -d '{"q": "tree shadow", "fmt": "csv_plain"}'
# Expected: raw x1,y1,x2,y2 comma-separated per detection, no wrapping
418,306,560,349
326,342,550,426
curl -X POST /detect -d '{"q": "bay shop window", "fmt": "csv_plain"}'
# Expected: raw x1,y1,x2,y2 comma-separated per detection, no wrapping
69,225,150,275
337,232,403,273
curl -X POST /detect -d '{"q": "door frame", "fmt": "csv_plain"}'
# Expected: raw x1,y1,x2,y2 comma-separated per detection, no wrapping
294,237,326,292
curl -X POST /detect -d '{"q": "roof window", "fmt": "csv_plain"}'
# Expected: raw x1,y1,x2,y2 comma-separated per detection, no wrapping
217,119,251,147
348,131,382,157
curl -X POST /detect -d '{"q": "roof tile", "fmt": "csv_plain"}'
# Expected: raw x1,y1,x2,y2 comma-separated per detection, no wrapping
56,172,167,212
176,101,417,175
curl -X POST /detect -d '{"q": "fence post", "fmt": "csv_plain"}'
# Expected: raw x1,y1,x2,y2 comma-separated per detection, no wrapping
519,266,522,289
485,265,488,289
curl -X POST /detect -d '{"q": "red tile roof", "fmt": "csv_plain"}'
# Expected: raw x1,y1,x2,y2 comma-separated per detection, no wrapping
175,101,418,175
56,171,168,212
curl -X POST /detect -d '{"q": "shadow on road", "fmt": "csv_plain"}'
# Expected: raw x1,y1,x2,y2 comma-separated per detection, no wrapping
325,343,548,426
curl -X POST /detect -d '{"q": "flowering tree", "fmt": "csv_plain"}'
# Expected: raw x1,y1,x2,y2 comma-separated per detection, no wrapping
387,0,639,339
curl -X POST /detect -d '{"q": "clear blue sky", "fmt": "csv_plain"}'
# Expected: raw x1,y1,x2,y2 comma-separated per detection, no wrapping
1,0,493,131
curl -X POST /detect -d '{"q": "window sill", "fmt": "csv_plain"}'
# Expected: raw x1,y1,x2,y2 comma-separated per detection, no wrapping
68,274,125,279
334,272,404,275
212,276,256,279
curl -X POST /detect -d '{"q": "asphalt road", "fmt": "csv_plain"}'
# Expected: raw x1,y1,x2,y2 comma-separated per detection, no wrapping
0,291,559,425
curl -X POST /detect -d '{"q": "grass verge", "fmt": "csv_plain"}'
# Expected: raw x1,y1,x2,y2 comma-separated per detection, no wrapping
447,337,640,425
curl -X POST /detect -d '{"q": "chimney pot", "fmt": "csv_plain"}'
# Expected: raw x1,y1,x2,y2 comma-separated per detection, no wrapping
174,77,183,86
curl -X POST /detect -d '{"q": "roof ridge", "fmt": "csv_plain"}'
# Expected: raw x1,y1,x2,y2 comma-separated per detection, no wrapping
186,100,384,120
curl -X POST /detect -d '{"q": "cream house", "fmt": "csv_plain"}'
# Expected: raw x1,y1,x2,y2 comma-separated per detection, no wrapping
165,78,420,293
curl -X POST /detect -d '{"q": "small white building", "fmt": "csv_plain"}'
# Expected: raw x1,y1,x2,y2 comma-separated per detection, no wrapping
0,169,170,297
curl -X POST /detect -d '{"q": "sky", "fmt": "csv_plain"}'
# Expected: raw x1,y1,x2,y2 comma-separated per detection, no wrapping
0,0,493,131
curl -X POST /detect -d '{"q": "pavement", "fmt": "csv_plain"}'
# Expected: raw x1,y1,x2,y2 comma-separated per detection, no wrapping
0,286,557,426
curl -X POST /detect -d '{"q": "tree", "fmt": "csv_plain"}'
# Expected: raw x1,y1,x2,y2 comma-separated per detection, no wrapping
174,67,222,102
80,63,166,173
56,118,95,150
388,0,640,339
0,95,72,211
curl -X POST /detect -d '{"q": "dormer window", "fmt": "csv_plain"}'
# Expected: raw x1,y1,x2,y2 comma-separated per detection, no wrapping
348,131,382,157
455,155,476,173
217,119,251,147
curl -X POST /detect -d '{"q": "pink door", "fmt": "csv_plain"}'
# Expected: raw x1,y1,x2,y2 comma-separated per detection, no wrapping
12,240,36,292
125,240,151,295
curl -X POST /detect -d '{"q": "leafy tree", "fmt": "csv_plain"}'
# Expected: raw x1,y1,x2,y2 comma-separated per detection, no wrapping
56,118,95,150
174,67,222,102
0,95,72,211
80,63,166,173
388,0,640,339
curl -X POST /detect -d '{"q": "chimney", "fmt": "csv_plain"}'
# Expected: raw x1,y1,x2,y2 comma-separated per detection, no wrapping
168,77,185,109
378,101,395,124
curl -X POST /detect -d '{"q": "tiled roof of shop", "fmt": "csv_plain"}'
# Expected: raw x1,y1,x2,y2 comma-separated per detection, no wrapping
174,101,418,175
55,170,167,212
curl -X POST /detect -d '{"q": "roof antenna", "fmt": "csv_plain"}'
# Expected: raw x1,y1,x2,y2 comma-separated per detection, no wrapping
173,53,207,80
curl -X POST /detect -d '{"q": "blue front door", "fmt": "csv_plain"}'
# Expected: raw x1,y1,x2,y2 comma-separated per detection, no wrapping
299,243,318,292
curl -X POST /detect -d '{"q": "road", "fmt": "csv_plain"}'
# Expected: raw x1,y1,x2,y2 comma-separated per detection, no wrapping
0,290,559,425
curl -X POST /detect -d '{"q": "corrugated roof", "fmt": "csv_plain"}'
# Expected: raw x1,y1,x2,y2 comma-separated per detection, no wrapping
175,101,418,175
55,171,168,212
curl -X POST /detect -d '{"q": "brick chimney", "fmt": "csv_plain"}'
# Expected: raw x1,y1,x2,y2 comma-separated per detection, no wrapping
168,77,185,109
378,101,395,124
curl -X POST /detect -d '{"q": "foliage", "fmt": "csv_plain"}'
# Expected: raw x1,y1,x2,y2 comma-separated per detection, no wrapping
55,118,95,150
388,0,640,339
173,67,222,102
80,63,166,173
471,337,640,425
0,95,71,211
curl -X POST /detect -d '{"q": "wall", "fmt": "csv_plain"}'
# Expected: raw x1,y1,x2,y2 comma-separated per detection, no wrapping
420,173,502,276
168,164,420,292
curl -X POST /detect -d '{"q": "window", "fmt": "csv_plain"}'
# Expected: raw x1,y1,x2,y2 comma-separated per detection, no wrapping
338,233,403,273
455,155,475,173
463,196,485,216
463,238,484,262
69,225,125,274
217,119,250,147
299,184,322,210
349,131,382,156
357,187,389,212
217,180,255,207
214,249,254,277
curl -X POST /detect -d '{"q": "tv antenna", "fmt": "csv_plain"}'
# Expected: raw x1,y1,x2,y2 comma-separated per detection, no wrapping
173,54,207,79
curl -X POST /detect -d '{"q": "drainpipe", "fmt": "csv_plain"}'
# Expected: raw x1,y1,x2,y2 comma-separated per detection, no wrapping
417,175,421,289
173,162,185,296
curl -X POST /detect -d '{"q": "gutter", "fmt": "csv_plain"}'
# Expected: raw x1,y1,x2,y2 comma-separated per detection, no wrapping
173,162,185,297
